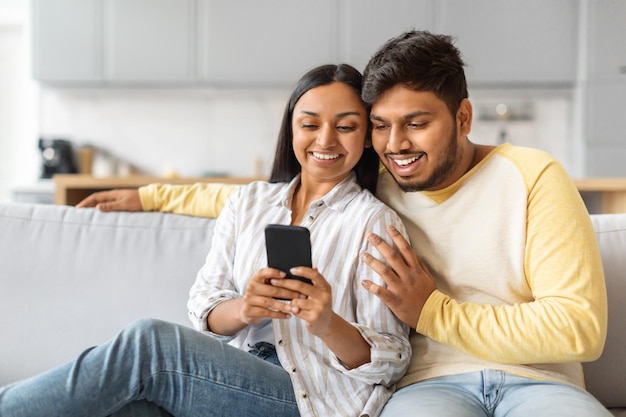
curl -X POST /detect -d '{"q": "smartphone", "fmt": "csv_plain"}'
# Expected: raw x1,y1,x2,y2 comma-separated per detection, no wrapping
264,224,313,285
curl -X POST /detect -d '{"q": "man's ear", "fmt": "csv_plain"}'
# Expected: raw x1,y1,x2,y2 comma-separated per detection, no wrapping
457,98,473,136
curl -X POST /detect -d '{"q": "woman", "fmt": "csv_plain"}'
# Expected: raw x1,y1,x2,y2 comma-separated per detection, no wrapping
0,64,410,417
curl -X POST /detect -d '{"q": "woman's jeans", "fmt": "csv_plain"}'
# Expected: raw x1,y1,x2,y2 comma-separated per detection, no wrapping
0,318,299,417
380,369,612,417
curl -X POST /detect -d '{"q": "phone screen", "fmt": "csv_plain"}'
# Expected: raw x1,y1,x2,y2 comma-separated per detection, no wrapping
264,224,313,285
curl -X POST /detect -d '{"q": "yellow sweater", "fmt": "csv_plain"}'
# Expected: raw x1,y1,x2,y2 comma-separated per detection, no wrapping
139,144,607,390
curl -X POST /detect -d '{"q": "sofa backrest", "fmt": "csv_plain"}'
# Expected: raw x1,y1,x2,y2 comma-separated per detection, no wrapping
583,214,626,409
0,203,215,385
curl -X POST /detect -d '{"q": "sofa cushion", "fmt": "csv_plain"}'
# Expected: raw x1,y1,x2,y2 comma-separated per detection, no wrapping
584,214,626,409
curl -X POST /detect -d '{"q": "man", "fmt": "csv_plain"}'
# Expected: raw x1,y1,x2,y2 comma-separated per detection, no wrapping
78,30,610,416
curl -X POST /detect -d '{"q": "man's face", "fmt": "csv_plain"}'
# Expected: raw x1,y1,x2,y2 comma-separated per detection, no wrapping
370,85,470,192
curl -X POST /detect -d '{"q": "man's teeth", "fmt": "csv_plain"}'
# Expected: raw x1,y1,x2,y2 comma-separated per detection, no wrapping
395,156,420,166
313,152,339,160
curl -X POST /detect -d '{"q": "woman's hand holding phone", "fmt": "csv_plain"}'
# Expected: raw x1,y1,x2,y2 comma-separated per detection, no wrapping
270,266,335,337
238,268,298,325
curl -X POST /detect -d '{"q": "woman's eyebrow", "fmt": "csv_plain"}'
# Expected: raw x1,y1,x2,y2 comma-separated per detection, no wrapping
298,110,362,117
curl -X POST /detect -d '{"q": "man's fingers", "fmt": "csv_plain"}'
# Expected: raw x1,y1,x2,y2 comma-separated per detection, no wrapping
366,231,411,276
361,279,398,306
76,192,111,208
385,225,417,266
75,194,99,207
361,252,399,286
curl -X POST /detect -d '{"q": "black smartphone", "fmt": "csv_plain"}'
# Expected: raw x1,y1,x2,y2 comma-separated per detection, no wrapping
264,224,313,285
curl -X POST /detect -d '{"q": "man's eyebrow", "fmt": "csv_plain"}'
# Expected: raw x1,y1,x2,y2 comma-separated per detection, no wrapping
370,111,432,121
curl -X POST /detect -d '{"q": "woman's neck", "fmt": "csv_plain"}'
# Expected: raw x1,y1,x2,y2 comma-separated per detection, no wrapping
290,176,340,225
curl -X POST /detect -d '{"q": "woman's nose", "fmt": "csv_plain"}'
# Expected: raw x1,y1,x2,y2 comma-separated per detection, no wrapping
316,125,337,148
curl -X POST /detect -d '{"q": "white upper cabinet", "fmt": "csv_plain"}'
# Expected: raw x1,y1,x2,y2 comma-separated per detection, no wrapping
197,0,336,86
32,0,195,84
586,0,626,82
31,0,583,87
32,0,101,82
339,0,436,72
440,0,579,85
104,0,195,82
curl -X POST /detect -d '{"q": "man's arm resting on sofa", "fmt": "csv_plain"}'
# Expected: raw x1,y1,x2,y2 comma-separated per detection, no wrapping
77,183,240,218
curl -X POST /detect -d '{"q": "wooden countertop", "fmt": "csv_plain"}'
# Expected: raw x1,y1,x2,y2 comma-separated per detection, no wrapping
572,178,626,213
573,178,626,191
53,174,265,206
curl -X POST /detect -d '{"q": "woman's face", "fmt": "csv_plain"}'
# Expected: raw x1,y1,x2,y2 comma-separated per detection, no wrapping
291,82,369,188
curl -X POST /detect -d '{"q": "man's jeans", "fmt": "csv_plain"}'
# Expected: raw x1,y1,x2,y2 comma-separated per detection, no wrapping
380,369,612,417
0,318,299,417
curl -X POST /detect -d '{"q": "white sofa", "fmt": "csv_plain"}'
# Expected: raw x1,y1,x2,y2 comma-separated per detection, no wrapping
0,203,624,415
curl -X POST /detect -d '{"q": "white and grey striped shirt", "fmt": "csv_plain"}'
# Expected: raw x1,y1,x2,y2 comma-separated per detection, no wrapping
188,173,411,417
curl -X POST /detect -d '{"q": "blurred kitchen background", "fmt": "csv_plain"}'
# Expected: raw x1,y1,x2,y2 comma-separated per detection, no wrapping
0,0,625,208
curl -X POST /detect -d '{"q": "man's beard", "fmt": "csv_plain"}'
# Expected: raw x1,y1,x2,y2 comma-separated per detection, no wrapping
390,126,462,192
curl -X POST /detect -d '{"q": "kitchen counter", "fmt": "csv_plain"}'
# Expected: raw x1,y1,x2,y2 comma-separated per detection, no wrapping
573,178,626,214
53,174,264,206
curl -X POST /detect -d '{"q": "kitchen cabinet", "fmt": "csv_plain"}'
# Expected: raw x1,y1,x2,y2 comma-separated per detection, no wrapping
582,1,626,176
32,0,196,84
32,0,583,87
339,0,436,72
31,0,101,82
197,0,336,86
104,0,195,82
440,0,579,86
587,0,626,82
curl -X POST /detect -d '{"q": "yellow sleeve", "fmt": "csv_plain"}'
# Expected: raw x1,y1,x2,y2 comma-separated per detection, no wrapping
417,158,607,364
138,183,241,218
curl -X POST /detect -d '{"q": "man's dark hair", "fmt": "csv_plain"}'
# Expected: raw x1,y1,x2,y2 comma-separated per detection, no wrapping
362,30,468,116
270,64,379,193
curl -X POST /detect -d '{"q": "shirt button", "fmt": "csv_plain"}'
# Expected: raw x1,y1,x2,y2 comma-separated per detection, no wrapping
298,391,307,398
290,367,297,372
308,215,315,221
278,339,286,346
316,201,323,207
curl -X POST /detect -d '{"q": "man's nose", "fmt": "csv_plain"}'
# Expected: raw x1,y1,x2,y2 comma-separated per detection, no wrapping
388,127,411,153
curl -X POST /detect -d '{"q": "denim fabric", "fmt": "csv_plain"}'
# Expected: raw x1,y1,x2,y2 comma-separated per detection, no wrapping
380,369,611,417
247,342,281,367
0,318,299,417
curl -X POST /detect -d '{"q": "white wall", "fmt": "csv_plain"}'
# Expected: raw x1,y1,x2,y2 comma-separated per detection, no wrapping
38,87,290,178
0,0,40,202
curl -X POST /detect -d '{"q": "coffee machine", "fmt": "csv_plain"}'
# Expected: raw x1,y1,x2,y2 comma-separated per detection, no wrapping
38,138,78,178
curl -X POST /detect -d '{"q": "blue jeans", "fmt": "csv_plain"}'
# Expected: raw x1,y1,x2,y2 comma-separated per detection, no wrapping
0,318,299,417
380,369,612,417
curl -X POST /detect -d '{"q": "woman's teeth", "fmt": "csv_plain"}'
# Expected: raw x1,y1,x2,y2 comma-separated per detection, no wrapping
313,152,339,160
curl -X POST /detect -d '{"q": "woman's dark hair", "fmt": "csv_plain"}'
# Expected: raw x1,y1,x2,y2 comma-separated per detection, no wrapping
269,64,379,194
362,30,468,117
